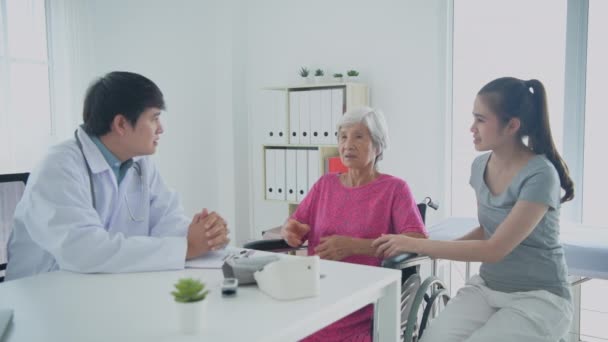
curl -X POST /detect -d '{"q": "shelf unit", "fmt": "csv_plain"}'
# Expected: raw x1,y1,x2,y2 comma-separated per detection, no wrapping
260,82,369,215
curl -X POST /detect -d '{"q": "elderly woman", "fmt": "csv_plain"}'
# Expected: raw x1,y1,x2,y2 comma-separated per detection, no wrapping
281,106,427,342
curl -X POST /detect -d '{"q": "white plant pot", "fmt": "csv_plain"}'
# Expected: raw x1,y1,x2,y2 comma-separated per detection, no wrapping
314,76,324,84
333,77,343,83
347,76,359,83
176,300,207,334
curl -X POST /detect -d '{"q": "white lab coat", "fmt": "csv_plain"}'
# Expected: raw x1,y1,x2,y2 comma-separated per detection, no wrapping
5,127,190,280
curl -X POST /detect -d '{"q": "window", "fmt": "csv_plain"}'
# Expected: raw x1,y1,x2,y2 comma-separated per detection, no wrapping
0,0,52,174
582,0,608,227
451,0,567,217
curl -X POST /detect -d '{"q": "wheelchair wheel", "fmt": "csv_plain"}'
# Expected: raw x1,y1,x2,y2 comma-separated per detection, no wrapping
402,276,450,342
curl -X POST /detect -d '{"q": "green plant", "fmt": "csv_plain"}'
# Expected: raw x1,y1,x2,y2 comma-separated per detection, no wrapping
299,67,310,77
314,69,324,77
171,278,209,303
346,70,359,77
333,73,343,78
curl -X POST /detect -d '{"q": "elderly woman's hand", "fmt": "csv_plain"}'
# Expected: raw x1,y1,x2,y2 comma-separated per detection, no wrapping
315,235,354,261
281,219,311,247
372,234,416,259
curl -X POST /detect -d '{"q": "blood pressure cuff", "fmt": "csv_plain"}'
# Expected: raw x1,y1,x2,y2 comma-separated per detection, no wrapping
222,255,280,285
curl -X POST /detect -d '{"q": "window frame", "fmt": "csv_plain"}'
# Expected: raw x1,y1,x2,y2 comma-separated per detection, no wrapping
0,0,54,173
562,0,589,224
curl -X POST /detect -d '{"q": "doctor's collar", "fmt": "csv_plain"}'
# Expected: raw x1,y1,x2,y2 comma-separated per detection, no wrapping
89,134,136,182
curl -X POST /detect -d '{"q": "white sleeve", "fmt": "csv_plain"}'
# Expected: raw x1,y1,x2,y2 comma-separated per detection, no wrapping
145,159,191,238
20,152,187,273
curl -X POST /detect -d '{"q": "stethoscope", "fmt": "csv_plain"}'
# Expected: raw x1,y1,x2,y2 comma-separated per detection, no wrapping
74,130,146,222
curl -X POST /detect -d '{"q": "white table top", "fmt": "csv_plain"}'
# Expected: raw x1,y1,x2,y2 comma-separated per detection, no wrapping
427,217,608,280
0,258,400,342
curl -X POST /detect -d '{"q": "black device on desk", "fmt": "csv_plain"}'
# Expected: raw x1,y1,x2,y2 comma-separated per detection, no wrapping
222,278,238,296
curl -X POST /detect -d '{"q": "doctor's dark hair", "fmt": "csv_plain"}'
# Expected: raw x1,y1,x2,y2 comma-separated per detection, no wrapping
82,71,166,136
478,77,574,203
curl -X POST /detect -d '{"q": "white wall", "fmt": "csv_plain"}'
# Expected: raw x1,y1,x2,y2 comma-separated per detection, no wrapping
245,0,450,237
54,0,449,244
56,0,228,219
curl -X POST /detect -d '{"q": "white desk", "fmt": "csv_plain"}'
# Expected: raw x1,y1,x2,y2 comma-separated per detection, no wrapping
0,257,401,342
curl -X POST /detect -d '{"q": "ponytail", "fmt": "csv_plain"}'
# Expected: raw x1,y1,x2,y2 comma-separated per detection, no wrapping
478,77,574,203
525,80,574,203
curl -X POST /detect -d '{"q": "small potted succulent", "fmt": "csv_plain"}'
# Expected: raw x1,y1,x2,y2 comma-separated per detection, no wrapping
346,69,360,82
314,69,324,83
299,67,310,83
172,278,209,334
333,73,343,83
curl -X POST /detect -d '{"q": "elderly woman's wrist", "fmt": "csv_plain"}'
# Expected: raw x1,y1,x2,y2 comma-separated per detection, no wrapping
346,237,371,256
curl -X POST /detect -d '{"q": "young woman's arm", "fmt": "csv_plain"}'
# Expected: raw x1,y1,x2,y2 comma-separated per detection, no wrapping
373,200,548,263
316,232,426,260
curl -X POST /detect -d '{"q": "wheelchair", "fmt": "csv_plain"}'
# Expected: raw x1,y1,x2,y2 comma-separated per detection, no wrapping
243,197,450,342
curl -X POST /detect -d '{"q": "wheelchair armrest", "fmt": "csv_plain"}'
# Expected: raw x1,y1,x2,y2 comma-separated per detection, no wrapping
381,252,419,269
243,239,299,252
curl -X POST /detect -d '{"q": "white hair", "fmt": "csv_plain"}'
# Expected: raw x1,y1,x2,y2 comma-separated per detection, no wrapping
336,106,389,164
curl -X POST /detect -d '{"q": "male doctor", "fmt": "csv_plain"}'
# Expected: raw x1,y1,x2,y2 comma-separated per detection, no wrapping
5,71,229,280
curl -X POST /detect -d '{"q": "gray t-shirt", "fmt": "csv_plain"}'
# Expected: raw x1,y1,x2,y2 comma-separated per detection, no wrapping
470,152,570,300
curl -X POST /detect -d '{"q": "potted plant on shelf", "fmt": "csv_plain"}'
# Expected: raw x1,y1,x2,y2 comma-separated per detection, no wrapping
172,278,209,334
333,73,343,83
346,69,360,82
314,69,324,83
299,67,310,83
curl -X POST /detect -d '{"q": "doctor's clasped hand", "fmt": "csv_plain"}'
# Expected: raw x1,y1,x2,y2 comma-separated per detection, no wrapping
186,208,230,259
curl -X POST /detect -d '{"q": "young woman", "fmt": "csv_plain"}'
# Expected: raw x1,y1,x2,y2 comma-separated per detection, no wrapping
373,77,574,342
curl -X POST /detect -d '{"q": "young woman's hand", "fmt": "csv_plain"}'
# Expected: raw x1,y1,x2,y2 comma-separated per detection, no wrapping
280,219,311,247
372,234,417,258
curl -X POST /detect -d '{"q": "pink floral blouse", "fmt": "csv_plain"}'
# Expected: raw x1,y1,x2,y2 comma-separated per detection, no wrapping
293,173,427,342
